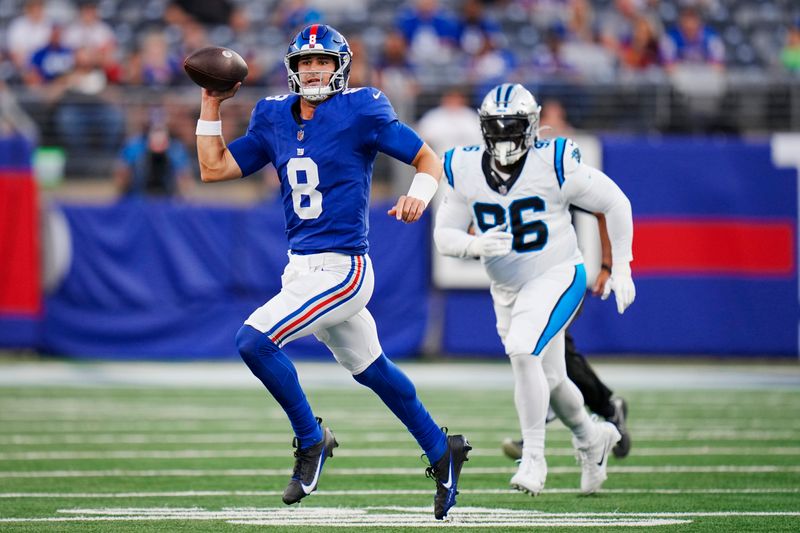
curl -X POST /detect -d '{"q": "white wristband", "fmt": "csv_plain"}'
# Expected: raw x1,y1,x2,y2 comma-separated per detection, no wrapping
196,120,222,136
406,172,439,207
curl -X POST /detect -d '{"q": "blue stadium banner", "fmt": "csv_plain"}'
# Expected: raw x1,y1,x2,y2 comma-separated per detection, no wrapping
39,199,429,360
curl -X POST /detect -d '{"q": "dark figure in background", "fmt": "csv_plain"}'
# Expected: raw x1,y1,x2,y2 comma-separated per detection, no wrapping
115,119,191,197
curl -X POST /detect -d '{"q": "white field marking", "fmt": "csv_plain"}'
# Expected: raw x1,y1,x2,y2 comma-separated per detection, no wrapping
1,465,799,478
0,488,798,499
0,506,694,528
1,506,797,527
3,429,798,444
3,446,800,461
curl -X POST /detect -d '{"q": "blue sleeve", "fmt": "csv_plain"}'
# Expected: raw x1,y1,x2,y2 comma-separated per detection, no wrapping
228,101,272,177
375,121,424,165
361,89,422,164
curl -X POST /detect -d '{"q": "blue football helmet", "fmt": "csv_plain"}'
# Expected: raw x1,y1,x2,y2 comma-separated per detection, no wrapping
285,24,352,102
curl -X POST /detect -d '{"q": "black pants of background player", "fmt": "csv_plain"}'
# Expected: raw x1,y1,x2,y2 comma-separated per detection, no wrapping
564,330,615,419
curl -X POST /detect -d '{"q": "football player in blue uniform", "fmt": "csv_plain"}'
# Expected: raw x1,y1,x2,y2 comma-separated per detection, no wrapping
193,24,469,519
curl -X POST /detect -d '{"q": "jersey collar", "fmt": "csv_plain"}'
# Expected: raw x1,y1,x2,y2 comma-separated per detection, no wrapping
481,150,528,196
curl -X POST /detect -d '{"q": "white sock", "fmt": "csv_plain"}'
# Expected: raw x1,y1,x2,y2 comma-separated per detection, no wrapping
550,379,597,446
510,352,549,457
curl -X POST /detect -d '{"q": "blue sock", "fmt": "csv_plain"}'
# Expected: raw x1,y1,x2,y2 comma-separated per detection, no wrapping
354,354,447,463
236,325,322,448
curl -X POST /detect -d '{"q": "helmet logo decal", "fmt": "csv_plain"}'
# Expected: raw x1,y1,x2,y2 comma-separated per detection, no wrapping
309,24,318,45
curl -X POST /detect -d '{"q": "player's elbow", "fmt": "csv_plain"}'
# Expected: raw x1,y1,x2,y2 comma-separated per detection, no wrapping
199,160,240,182
433,227,460,257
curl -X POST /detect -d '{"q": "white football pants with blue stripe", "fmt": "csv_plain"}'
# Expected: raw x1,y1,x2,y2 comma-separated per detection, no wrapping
493,262,598,457
244,252,382,374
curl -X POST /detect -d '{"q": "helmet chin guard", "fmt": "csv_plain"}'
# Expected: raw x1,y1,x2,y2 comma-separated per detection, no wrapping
285,24,352,102
479,84,541,166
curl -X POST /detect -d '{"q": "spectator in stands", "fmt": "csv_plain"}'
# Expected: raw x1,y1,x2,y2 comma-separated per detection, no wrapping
52,46,125,158
567,0,597,45
375,30,419,123
524,0,572,31
171,0,233,26
530,24,579,79
63,0,119,83
661,6,726,133
395,0,460,67
416,88,482,157
272,0,323,35
224,5,267,86
457,0,503,60
781,22,800,74
115,112,192,198
466,30,518,99
538,98,574,138
126,30,182,87
347,37,375,88
661,6,724,71
27,24,74,86
618,15,662,71
7,0,53,73
559,0,616,81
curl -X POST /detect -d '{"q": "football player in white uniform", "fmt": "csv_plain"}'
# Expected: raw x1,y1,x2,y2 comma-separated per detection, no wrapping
434,83,636,495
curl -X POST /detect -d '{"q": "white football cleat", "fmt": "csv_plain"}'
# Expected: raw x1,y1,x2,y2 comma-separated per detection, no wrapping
510,454,547,496
573,420,621,495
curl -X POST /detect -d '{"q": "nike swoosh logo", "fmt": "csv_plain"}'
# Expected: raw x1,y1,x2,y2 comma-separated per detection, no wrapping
441,459,454,489
372,91,381,99
596,447,607,467
300,447,325,494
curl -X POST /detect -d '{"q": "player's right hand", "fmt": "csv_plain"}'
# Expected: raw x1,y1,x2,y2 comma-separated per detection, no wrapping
601,262,636,314
202,82,241,103
466,224,513,258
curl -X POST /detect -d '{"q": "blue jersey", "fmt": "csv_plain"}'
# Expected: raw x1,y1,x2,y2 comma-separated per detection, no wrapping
228,88,423,255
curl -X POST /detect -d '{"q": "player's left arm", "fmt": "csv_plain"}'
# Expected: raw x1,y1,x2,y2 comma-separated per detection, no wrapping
592,213,612,296
367,90,442,224
561,140,635,314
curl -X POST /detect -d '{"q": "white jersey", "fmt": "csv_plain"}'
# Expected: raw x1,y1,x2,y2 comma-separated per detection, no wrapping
435,138,633,292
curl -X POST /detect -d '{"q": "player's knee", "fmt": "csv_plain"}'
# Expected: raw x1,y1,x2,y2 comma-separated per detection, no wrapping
544,366,564,390
235,325,278,365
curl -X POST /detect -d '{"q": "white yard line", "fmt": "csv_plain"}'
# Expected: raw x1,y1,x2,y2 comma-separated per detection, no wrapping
0,465,798,478
1,429,798,442
0,361,798,389
1,506,798,527
2,447,800,461
0,488,797,499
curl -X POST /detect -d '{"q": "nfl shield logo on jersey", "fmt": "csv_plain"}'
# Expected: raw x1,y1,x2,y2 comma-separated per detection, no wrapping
297,129,304,141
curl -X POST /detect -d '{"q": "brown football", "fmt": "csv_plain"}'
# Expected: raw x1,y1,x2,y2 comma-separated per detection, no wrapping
183,46,248,91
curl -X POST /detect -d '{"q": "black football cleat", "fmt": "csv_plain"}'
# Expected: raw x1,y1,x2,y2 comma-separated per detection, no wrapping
607,397,631,459
426,432,471,520
282,419,338,505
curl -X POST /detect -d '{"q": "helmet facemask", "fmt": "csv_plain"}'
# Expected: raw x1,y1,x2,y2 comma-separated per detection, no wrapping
480,115,536,166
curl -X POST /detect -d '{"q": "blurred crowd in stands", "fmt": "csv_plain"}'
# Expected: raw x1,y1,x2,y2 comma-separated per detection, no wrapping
0,0,799,190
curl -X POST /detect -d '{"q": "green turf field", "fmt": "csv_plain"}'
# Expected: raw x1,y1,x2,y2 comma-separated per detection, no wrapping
0,364,798,532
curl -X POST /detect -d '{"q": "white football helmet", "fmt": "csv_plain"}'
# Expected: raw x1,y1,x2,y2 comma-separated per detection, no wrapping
478,84,541,166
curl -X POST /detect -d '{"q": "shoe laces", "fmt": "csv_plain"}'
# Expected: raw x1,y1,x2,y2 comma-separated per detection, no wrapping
423,427,450,482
